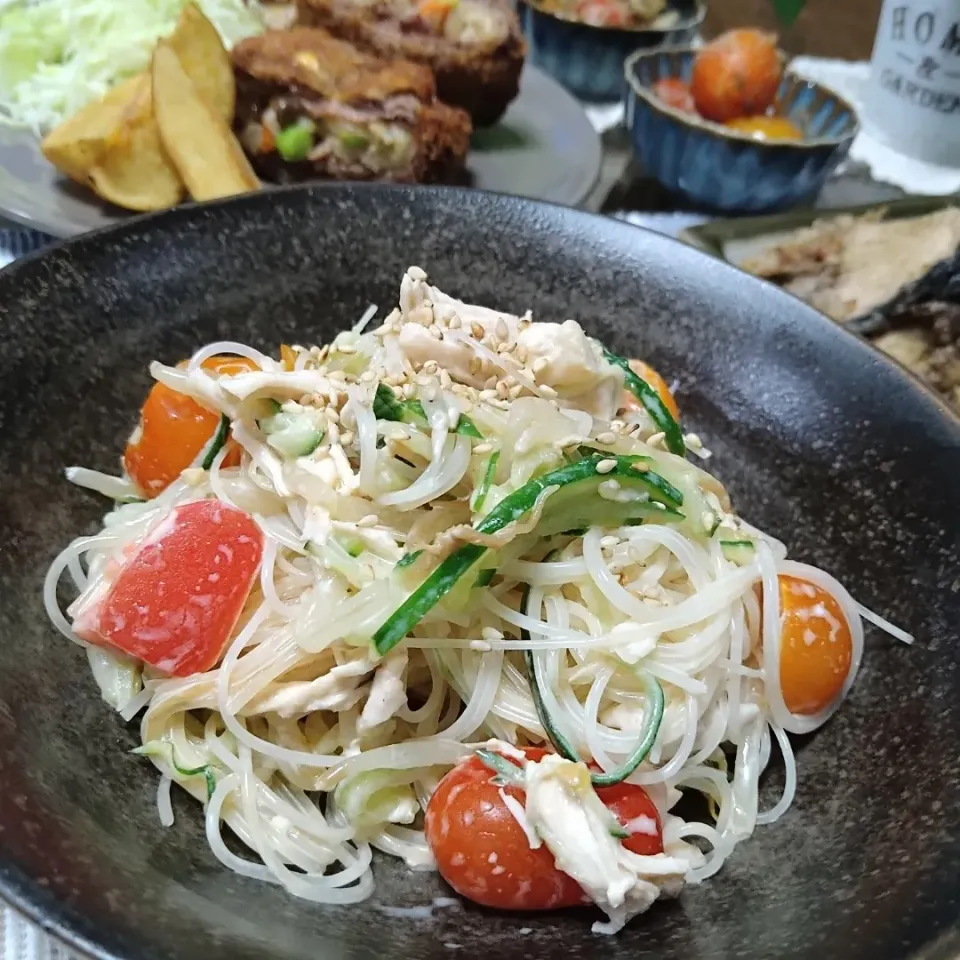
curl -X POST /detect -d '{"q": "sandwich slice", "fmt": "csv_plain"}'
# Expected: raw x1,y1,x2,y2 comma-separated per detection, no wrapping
232,27,472,184
296,0,525,127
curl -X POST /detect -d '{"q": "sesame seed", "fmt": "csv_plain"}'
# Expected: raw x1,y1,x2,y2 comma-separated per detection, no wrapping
360,370,375,383
403,383,417,399
483,375,498,390
408,266,427,280
326,409,340,424
469,640,492,652
422,360,439,375
702,511,716,530
478,389,496,401
496,342,511,354
338,343,357,355
471,322,485,339
685,432,703,450
474,442,493,454
514,346,528,364
600,535,619,549
495,318,510,341
630,461,650,473
339,431,355,445
329,370,347,382
429,327,442,340
481,626,503,642
610,420,626,432
595,431,617,445
496,381,509,399
310,345,322,358
647,432,666,448
596,459,617,474
299,393,314,405
532,356,549,374
469,355,483,376
509,383,523,399
539,385,558,399
439,370,453,388
357,514,378,528
448,315,462,330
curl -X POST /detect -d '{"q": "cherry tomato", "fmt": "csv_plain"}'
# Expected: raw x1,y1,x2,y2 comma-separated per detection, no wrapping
73,499,263,677
620,358,680,422
777,576,853,715
123,355,258,497
691,29,782,123
575,0,627,26
653,77,696,114
424,747,663,911
725,115,803,141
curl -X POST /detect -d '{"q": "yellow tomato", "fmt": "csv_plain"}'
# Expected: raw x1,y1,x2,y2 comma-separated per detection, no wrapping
778,575,853,715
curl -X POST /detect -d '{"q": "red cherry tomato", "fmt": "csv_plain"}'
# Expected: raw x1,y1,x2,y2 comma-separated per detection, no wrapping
74,499,263,677
691,29,782,123
575,0,627,26
653,77,696,114
123,355,258,498
424,747,663,911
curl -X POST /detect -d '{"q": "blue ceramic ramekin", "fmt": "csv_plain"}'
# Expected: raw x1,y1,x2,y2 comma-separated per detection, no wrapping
517,0,704,102
623,47,860,213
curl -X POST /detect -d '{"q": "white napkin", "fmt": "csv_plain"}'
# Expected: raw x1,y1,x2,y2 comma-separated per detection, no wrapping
786,57,960,196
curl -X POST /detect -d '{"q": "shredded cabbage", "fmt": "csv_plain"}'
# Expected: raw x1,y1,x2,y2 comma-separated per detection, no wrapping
0,0,265,134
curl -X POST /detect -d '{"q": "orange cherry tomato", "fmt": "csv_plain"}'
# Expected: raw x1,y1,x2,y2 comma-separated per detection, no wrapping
620,358,680,422
725,115,802,141
73,499,264,677
123,355,258,497
691,29,782,123
424,747,663,911
777,575,853,715
653,77,697,114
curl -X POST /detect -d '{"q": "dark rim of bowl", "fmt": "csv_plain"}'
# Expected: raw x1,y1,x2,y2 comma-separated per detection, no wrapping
624,46,861,149
519,0,706,36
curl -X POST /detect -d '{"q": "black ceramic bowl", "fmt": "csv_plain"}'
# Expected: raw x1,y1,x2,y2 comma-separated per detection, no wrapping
0,185,959,960
517,0,704,101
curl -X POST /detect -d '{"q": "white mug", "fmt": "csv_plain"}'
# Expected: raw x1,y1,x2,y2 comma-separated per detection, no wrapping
862,0,960,168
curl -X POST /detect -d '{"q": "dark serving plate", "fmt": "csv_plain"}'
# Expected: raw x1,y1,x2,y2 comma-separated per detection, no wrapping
0,184,958,960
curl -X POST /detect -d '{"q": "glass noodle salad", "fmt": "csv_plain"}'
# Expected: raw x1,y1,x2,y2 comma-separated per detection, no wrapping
45,268,913,934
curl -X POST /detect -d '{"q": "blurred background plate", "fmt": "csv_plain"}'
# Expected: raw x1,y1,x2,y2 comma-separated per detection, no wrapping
0,65,601,238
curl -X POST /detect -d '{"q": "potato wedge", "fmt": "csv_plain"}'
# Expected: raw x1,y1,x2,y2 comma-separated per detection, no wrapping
152,42,260,202
40,75,143,185
88,73,185,212
166,2,235,121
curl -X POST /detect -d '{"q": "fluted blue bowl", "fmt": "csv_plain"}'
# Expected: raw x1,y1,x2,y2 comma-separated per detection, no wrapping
517,0,704,102
624,48,859,213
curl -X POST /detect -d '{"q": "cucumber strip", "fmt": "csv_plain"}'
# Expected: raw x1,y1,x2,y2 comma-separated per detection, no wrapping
133,742,217,800
521,586,664,787
475,748,525,786
601,346,685,456
471,449,500,512
260,410,324,458
373,543,486,654
395,550,423,569
373,383,483,439
719,539,756,563
372,454,685,655
474,567,496,587
201,415,230,470
577,447,684,505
